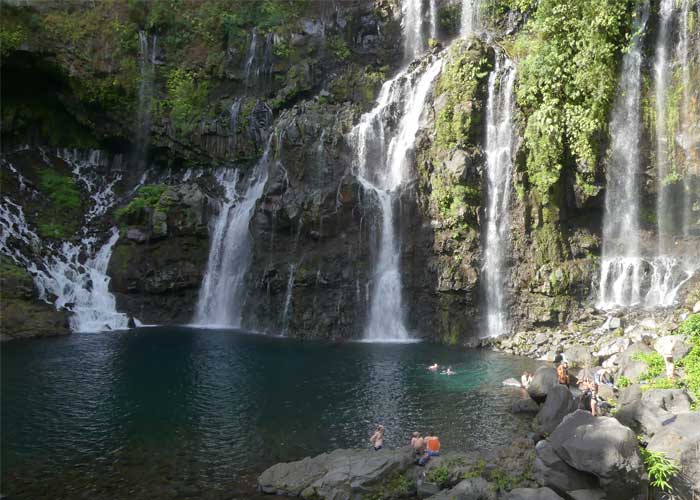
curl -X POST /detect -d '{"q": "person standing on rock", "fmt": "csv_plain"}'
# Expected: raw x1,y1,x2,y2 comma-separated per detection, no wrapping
557,361,570,387
370,425,384,451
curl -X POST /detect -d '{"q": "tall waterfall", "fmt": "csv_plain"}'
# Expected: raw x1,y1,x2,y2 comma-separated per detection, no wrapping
135,31,157,166
351,58,443,341
402,0,424,60
598,0,698,310
461,0,480,37
483,56,516,338
654,0,674,252
194,137,274,327
429,0,438,40
598,3,649,308
0,150,129,332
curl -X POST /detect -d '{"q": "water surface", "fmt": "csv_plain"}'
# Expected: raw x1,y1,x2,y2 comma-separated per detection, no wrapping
1,327,541,499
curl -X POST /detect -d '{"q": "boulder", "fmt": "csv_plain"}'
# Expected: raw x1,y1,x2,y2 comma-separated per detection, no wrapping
564,345,595,368
647,412,700,499
528,366,559,403
653,335,691,361
512,398,540,414
503,377,523,387
501,487,565,500
615,389,692,438
596,384,615,402
693,301,700,313
425,478,496,500
257,447,415,499
534,440,599,494
617,342,653,383
595,337,630,359
549,411,645,499
567,489,606,500
535,385,579,434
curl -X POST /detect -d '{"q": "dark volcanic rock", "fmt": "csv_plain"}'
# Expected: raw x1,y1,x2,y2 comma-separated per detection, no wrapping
534,384,578,434
528,366,559,403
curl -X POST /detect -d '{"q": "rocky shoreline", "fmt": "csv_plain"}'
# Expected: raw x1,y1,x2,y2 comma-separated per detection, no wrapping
256,310,700,500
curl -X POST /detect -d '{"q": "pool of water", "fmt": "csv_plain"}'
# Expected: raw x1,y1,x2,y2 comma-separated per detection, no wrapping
1,327,542,499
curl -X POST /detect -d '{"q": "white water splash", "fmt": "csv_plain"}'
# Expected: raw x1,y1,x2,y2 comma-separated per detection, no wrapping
483,55,516,338
429,0,438,40
351,57,443,342
194,137,275,327
402,0,424,61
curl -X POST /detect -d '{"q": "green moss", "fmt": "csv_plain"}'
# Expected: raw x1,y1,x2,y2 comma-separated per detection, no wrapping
116,184,169,220
633,351,665,382
40,169,81,210
161,68,210,135
438,3,461,36
426,464,450,487
532,224,567,266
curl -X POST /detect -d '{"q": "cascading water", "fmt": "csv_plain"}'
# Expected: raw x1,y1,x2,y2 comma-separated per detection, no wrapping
0,151,129,332
429,0,438,40
598,3,649,308
654,0,674,251
194,137,275,327
136,31,157,166
402,0,424,61
351,57,443,341
230,98,242,154
281,263,297,335
598,1,698,310
244,29,273,87
482,55,516,338
461,0,480,37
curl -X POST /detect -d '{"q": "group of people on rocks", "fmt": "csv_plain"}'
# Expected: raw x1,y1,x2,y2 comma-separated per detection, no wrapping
369,426,441,466
554,356,614,417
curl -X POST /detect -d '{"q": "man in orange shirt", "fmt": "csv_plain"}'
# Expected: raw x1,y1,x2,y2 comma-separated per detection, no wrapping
418,433,440,465
556,361,570,387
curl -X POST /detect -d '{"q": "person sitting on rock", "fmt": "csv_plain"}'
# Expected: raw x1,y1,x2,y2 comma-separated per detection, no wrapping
595,368,614,387
370,425,384,451
410,432,425,455
557,361,570,387
428,363,439,372
521,371,533,388
418,433,441,465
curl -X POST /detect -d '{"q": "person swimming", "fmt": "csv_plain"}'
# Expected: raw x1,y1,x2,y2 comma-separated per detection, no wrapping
441,367,455,376
428,363,439,372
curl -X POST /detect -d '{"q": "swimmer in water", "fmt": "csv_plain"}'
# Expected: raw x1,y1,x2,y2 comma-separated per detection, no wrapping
442,367,455,376
428,363,439,372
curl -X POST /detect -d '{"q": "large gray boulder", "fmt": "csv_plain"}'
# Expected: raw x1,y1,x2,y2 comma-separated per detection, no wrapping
528,366,559,403
512,398,540,414
257,447,415,499
534,440,599,494
617,342,653,383
564,345,595,368
501,487,565,500
425,477,496,500
549,411,645,499
647,412,700,499
615,389,692,438
535,384,579,434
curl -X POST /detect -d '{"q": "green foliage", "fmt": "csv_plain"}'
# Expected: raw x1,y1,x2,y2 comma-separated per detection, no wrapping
678,314,700,342
426,465,450,487
435,40,491,150
640,448,679,492
116,184,169,220
37,222,68,239
515,0,635,203
632,351,665,382
40,169,81,210
679,344,700,405
617,375,631,388
645,377,681,390
163,68,210,134
438,3,461,36
462,458,486,479
327,35,351,61
0,13,27,57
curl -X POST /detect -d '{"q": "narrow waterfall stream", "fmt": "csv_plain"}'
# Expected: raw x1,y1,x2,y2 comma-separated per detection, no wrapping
135,31,157,166
352,58,443,341
483,56,516,338
598,0,698,310
402,0,424,61
461,0,480,37
194,137,275,327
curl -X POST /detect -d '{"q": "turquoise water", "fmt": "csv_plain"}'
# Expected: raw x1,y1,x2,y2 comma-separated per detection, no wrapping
1,327,542,499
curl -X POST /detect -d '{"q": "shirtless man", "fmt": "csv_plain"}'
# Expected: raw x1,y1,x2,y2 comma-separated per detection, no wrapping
370,425,384,451
410,432,425,455
428,363,439,372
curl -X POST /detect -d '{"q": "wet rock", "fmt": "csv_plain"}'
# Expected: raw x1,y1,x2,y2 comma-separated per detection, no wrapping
549,411,645,499
512,398,540,414
647,412,700,499
535,385,579,434
426,477,495,500
501,487,565,500
257,447,415,499
528,366,559,403
126,228,147,243
567,489,606,500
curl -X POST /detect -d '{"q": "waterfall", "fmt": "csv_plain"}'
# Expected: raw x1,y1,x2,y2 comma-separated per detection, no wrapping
230,98,242,154
351,57,443,341
244,29,274,87
598,1,698,310
281,263,296,335
461,0,480,37
429,0,438,40
483,56,516,338
194,137,275,327
135,31,157,167
244,28,259,85
402,0,424,61
598,3,649,308
654,0,674,252
0,151,129,332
